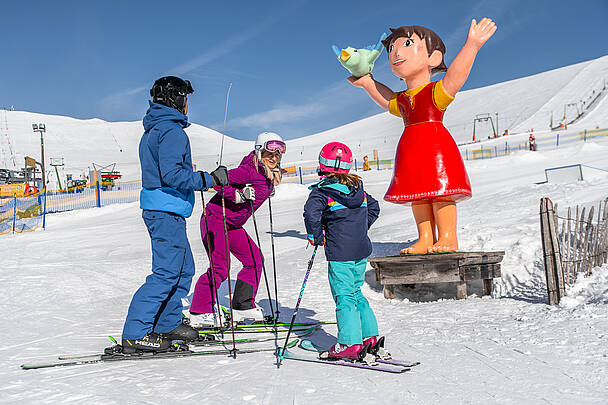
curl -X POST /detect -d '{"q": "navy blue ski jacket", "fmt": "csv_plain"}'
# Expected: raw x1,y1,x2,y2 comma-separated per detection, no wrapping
303,178,380,261
139,101,213,218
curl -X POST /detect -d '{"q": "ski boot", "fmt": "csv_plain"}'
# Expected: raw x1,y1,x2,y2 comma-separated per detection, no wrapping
364,336,391,360
120,333,172,354
161,323,199,342
188,311,221,328
319,342,376,364
226,306,266,325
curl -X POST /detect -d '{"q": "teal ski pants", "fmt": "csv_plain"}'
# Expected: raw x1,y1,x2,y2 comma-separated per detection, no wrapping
328,259,378,345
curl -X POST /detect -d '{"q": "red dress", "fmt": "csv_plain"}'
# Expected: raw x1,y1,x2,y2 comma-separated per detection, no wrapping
384,82,472,204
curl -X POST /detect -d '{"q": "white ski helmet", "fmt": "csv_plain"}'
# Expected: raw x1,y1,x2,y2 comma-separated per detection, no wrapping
254,132,286,160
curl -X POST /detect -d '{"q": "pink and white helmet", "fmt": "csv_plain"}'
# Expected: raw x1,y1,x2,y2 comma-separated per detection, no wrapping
318,142,353,174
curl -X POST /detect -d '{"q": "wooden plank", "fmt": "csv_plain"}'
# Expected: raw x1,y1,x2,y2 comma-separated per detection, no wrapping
462,264,501,280
458,252,505,266
368,251,505,265
600,198,608,264
378,267,460,285
591,203,600,270
581,205,594,276
540,197,559,305
571,205,579,284
565,206,572,285
456,281,467,299
575,206,585,278
375,260,459,274
373,265,382,283
483,279,493,296
548,199,566,299
556,207,570,278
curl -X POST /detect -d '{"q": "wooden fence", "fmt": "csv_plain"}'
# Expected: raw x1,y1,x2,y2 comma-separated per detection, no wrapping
540,197,608,304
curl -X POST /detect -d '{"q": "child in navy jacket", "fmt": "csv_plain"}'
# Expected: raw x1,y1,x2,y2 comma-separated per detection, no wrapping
303,142,382,361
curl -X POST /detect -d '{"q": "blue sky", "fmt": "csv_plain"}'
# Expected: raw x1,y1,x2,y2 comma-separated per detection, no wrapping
1,0,607,140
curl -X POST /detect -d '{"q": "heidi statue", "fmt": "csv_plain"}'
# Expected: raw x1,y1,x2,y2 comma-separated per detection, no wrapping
346,18,496,254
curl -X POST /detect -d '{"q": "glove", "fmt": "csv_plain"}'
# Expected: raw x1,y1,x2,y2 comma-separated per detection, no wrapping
307,234,325,246
235,184,255,204
210,166,229,187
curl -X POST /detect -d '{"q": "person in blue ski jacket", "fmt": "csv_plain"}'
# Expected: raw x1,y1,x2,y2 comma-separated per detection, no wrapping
303,142,384,361
120,76,229,354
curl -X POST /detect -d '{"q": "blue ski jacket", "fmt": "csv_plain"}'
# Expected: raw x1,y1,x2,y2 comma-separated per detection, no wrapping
303,178,380,261
139,101,213,218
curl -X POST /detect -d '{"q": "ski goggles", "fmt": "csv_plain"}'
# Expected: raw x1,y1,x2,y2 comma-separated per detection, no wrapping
259,140,287,154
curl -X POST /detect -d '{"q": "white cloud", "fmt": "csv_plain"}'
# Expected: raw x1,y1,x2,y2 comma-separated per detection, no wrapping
230,103,324,128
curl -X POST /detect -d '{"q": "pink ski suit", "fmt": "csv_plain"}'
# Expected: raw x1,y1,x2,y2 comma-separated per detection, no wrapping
190,152,274,313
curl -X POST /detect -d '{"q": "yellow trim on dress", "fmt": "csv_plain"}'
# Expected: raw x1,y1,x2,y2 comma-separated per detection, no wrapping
404,82,428,98
389,93,401,117
432,80,454,111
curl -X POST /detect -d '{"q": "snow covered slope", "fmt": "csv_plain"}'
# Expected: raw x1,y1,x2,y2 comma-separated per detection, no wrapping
2,136,608,403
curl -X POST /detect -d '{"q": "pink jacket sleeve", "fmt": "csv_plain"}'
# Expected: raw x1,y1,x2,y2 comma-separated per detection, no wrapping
214,164,253,203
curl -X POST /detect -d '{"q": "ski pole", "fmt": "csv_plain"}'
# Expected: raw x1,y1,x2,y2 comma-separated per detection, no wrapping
221,186,238,357
249,199,276,322
268,198,280,324
200,190,223,329
276,245,319,366
218,83,232,166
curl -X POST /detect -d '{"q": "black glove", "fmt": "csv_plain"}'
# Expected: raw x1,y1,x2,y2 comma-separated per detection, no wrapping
210,165,229,187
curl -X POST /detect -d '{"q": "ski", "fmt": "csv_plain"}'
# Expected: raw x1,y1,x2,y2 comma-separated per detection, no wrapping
278,349,410,374
195,320,335,332
375,358,421,368
59,328,316,361
22,339,298,370
198,324,320,335
299,339,419,368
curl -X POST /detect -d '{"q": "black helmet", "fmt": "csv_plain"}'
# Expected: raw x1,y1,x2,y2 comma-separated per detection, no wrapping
150,76,194,113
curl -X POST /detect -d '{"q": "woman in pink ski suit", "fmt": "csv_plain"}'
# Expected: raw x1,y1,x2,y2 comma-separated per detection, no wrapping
189,133,285,323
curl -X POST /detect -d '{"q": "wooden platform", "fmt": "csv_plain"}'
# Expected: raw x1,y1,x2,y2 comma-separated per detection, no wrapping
368,251,505,299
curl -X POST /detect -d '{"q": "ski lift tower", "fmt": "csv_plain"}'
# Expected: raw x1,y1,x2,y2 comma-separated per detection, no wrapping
91,162,122,189
50,157,64,191
32,123,47,188
472,113,498,142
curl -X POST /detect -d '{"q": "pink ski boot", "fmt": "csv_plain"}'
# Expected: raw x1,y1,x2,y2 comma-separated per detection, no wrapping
363,336,391,360
320,342,377,365
319,343,365,360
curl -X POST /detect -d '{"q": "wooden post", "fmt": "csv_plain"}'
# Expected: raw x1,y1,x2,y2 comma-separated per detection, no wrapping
550,200,566,298
565,207,572,285
456,281,467,299
540,197,564,304
574,206,585,278
560,208,567,284
601,200,608,263
592,203,601,269
483,279,493,296
383,285,395,299
581,206,594,275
